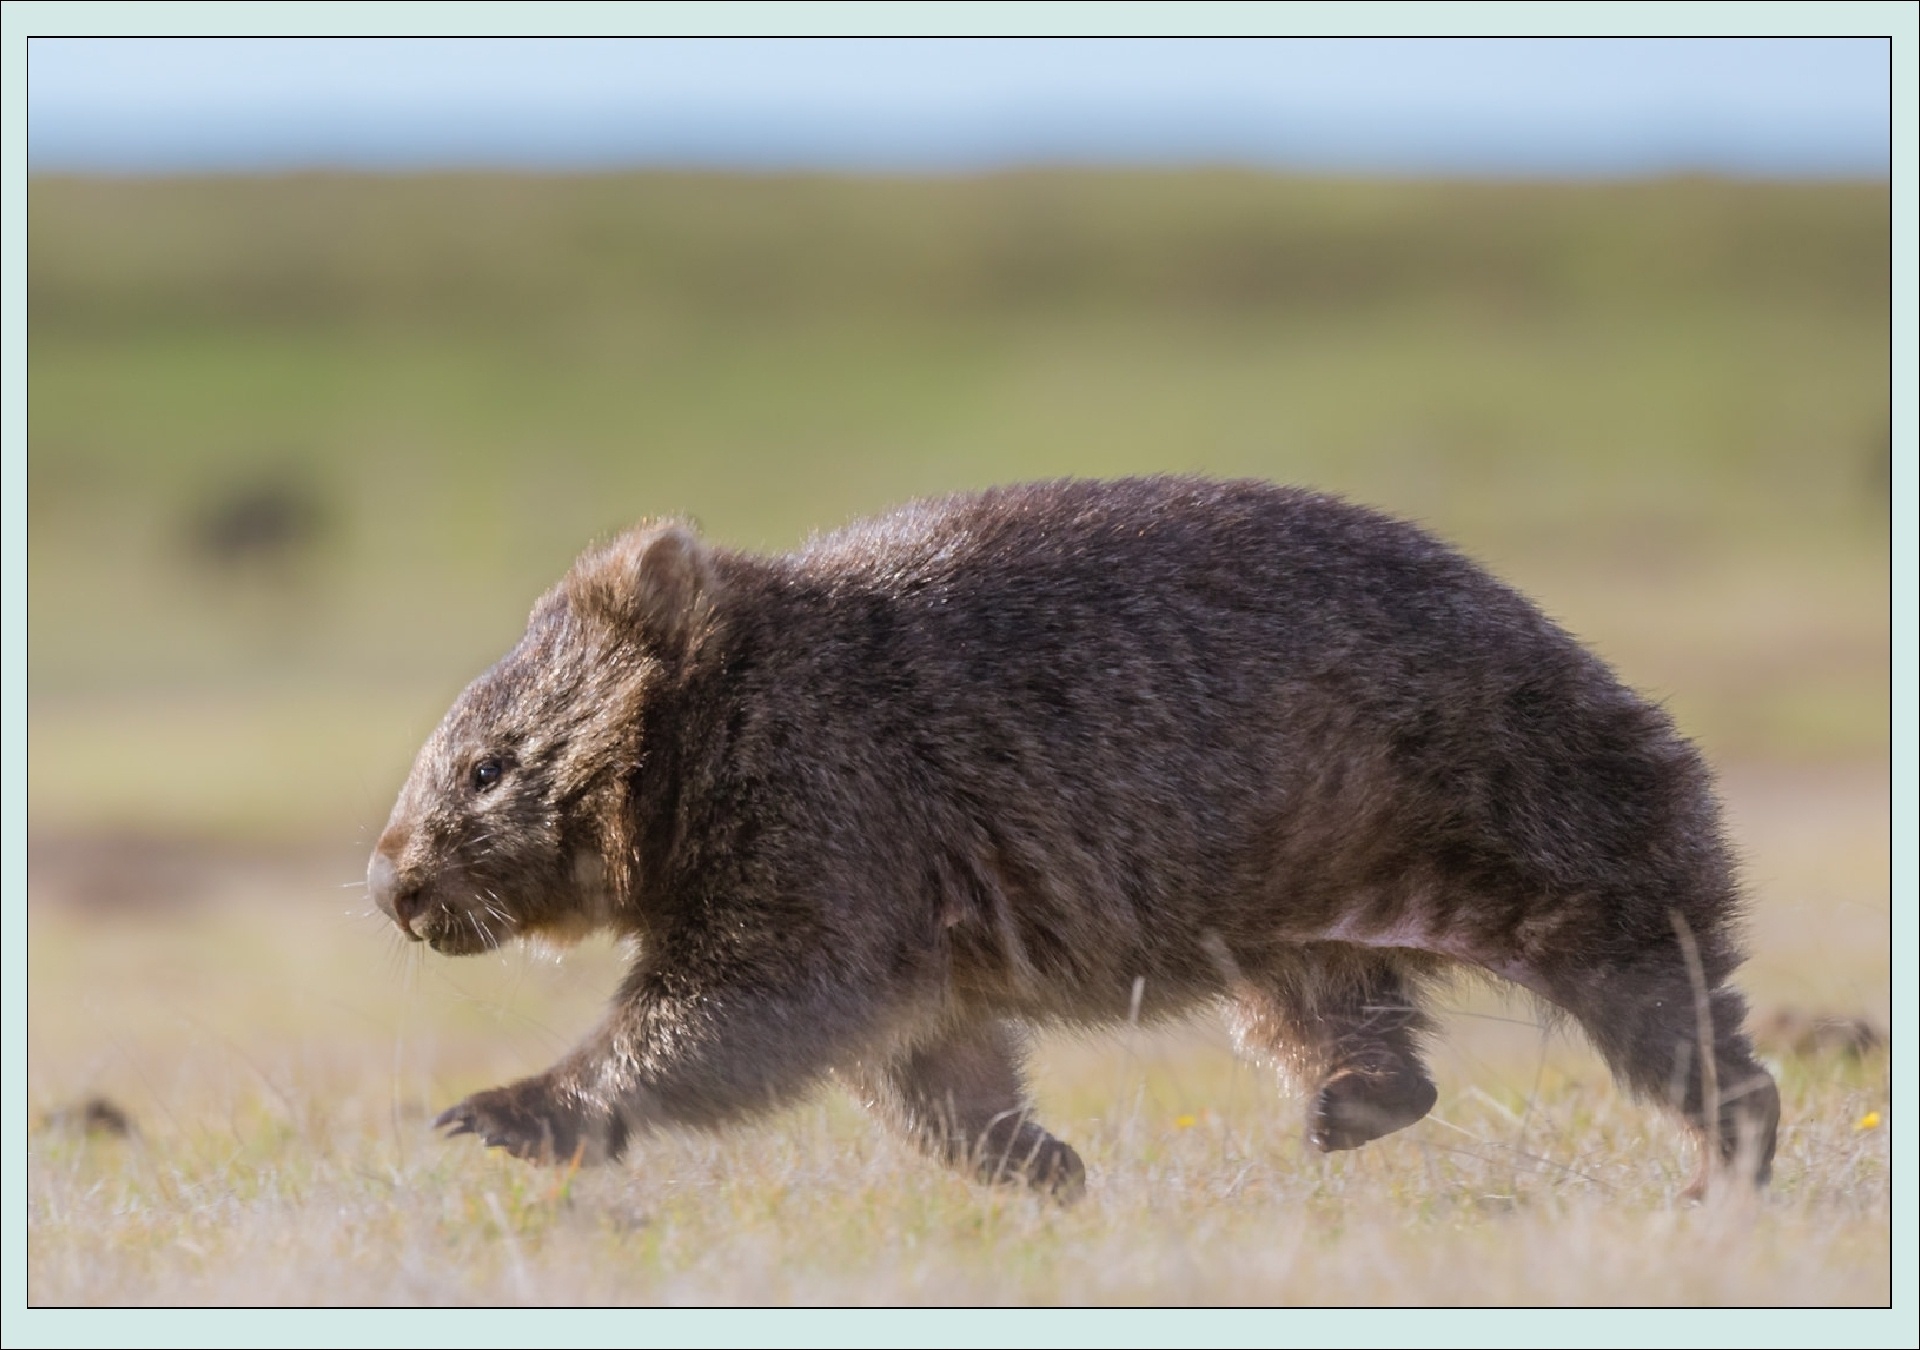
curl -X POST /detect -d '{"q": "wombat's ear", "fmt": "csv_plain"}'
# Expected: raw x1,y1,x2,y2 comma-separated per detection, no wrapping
565,521,716,655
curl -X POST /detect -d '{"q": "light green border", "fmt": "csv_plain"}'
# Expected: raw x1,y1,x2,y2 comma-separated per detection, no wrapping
4,5,1913,1346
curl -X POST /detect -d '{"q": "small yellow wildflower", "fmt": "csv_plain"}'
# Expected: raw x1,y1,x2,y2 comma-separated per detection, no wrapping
1174,1114,1198,1129
1857,1111,1881,1131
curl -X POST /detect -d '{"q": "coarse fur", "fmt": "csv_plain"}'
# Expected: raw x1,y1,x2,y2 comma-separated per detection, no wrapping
369,476,1780,1200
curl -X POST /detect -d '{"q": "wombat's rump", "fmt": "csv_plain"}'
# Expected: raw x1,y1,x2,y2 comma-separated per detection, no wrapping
369,476,1779,1198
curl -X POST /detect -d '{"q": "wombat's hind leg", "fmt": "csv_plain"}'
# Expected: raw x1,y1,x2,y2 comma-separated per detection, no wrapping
1534,937,1780,1196
841,1020,1085,1201
1230,948,1439,1153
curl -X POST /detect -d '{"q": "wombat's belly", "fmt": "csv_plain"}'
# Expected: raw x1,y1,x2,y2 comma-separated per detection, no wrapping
930,678,1608,1022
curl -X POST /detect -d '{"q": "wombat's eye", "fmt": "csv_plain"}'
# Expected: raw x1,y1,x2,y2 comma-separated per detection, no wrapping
470,757,506,792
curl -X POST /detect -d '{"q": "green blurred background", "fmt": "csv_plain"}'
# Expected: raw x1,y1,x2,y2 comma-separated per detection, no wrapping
27,172,1890,847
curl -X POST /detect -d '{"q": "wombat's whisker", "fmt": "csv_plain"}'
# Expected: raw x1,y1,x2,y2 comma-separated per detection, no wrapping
476,888,512,933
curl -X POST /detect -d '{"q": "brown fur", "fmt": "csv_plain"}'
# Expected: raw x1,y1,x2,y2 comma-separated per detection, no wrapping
369,476,1779,1199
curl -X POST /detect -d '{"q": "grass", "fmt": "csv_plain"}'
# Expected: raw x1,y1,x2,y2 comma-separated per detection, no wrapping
22,1063,1894,1307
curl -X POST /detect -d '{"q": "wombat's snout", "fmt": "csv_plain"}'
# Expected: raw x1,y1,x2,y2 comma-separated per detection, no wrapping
367,843,425,941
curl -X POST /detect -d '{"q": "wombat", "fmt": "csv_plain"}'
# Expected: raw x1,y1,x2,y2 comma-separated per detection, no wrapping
369,476,1780,1200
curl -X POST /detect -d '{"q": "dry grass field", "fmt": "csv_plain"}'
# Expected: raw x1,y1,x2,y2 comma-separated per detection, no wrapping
20,172,1896,1312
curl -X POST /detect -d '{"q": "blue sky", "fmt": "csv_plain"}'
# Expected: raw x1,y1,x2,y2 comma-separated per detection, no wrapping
26,37,1893,176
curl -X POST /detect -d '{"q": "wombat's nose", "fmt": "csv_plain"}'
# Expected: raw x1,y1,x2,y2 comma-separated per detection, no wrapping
367,850,425,941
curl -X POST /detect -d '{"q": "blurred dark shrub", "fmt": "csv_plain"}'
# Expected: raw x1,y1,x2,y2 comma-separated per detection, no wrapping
186,469,329,574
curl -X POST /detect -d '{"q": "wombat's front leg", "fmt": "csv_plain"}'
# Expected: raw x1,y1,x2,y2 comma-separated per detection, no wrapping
436,939,887,1167
840,1018,1086,1201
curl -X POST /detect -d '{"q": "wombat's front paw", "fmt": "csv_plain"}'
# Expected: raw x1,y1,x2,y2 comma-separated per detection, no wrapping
435,1080,627,1166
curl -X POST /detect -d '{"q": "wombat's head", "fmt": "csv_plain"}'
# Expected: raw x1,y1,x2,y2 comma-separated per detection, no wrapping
368,521,715,954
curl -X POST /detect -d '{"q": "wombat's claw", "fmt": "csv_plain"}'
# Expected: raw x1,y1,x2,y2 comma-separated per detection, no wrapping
1034,1145,1087,1203
434,1093,558,1160
434,1088,623,1165
1309,1068,1438,1153
999,1139,1086,1203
